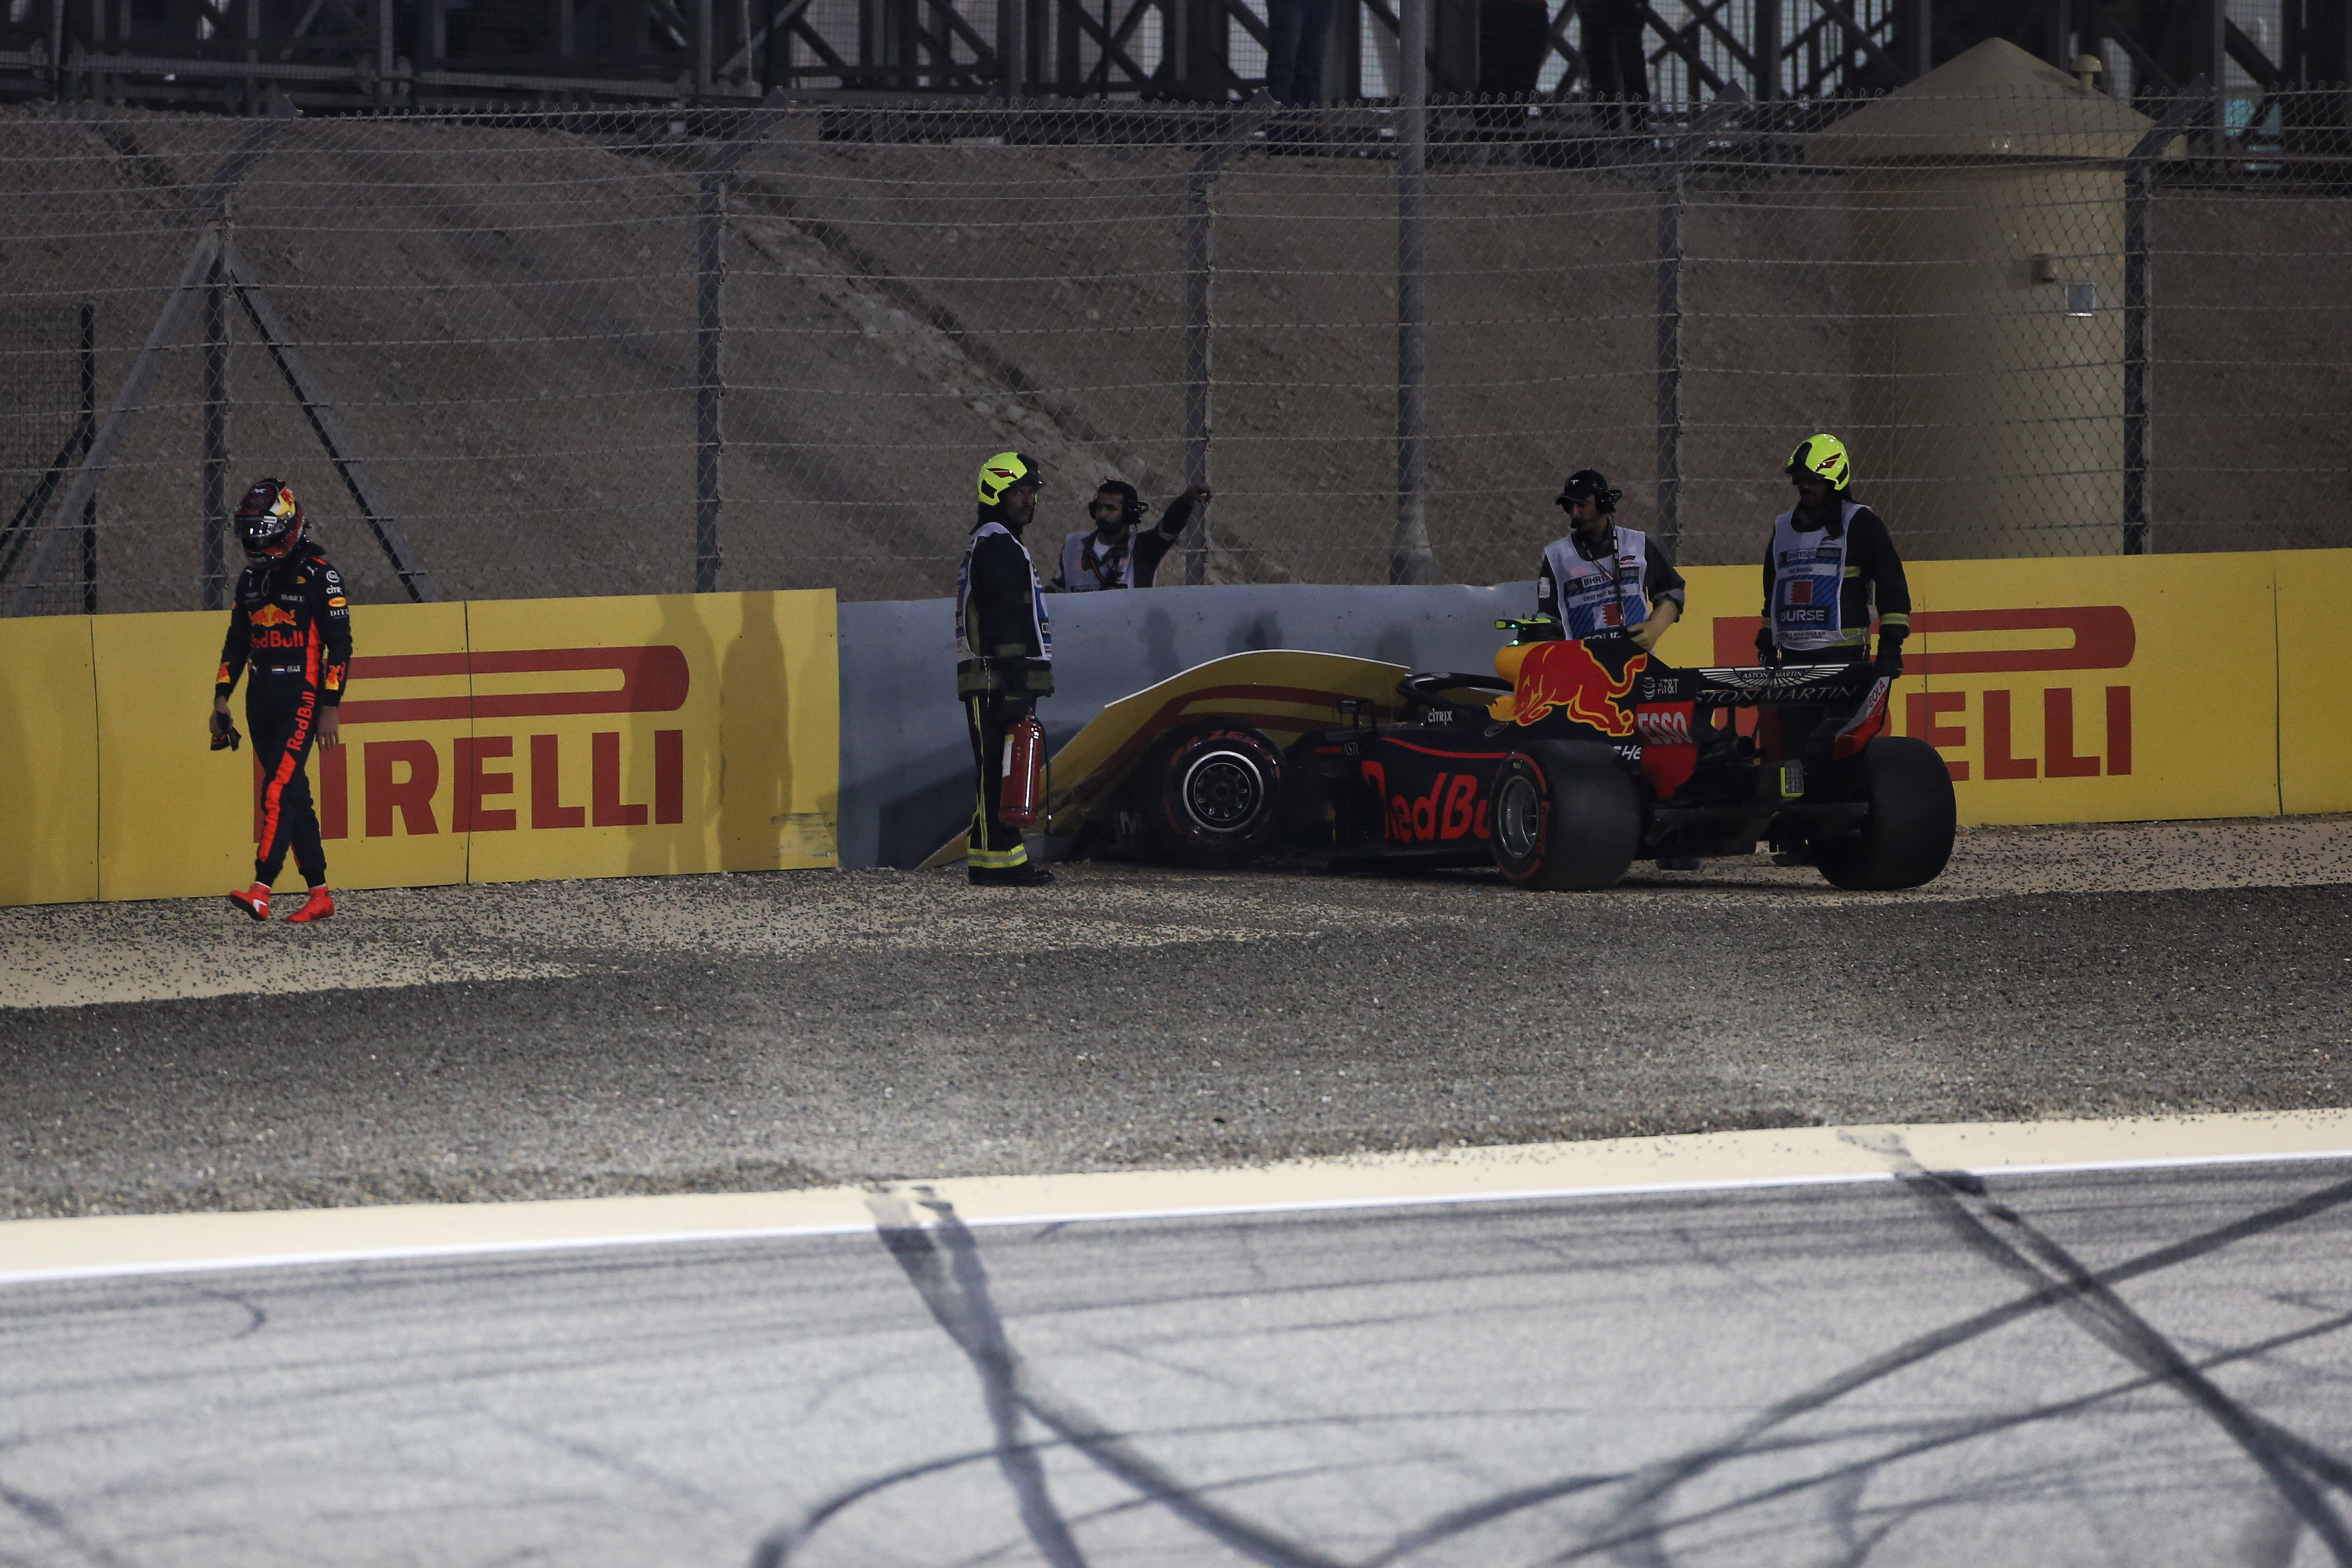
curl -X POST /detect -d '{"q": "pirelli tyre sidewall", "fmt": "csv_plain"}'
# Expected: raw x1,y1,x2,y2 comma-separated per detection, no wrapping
1489,740,1640,892
1149,725,1284,866
1815,735,1957,891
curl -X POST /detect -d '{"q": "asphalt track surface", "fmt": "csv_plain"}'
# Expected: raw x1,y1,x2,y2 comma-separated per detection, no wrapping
8,1155,2352,1567
5,818,2352,1218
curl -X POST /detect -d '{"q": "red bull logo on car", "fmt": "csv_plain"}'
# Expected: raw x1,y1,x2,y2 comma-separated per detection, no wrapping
1510,641,1645,735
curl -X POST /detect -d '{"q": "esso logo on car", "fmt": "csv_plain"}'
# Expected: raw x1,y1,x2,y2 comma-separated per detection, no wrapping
1635,706,1693,746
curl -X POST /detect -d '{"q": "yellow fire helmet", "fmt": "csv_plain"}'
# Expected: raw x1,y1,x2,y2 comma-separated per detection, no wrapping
1787,433,1852,491
975,451,1044,507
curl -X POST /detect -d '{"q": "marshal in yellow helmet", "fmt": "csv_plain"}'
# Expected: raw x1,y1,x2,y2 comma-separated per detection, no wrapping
1786,433,1851,491
976,451,1045,507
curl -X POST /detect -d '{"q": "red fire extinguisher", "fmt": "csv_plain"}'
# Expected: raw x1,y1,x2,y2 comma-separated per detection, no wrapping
998,713,1046,831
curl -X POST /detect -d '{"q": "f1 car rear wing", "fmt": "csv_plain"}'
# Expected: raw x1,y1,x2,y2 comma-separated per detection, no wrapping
1635,662,1877,709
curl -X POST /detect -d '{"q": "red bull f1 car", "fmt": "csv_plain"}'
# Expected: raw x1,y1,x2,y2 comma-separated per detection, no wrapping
1044,622,1955,891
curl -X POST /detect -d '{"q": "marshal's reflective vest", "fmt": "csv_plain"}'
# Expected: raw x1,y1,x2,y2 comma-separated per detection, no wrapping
1056,528,1137,592
955,520,1054,697
1769,502,1869,655
1541,527,1650,640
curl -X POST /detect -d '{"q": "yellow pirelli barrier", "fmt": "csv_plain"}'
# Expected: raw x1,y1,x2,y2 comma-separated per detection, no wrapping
0,616,100,905
2277,549,2352,817
0,555,2341,908
0,589,837,905
1661,553,2299,829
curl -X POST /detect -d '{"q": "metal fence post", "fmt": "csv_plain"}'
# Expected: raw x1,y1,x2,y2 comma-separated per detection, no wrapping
376,0,394,103
202,234,231,609
1183,92,1273,586
2123,81,2205,556
697,172,725,591
693,93,789,593
1000,0,1025,98
78,302,96,613
1390,0,1433,586
1656,93,1742,564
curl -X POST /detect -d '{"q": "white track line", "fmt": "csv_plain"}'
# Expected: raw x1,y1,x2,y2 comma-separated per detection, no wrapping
6,1111,2352,1287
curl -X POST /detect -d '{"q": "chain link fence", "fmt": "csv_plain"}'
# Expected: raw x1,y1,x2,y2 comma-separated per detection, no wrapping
2,85,2347,615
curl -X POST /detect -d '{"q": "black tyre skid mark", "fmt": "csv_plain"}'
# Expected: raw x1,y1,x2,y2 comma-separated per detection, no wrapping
755,1170,2352,1568
1558,1161,2352,1568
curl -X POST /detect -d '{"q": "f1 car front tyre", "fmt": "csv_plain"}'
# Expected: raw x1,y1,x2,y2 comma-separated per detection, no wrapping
1814,736,1957,891
1489,741,1639,891
1147,725,1284,866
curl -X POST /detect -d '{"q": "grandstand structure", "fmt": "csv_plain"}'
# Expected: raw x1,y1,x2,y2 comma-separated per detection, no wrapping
0,0,2343,117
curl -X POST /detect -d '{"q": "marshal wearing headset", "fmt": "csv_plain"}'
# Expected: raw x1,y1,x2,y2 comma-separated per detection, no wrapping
1530,468,1686,649
1044,480,1212,592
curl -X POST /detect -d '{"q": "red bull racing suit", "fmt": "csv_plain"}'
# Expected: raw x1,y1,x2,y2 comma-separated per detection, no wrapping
216,545,352,888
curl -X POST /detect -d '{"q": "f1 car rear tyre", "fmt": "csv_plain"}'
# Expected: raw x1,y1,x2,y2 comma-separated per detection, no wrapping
1148,725,1284,866
1489,741,1639,891
1814,736,1956,891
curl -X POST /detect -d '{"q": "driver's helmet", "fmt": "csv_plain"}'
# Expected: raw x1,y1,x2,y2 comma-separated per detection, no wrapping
976,451,1044,507
236,478,306,564
1786,434,1852,491
1556,469,1621,514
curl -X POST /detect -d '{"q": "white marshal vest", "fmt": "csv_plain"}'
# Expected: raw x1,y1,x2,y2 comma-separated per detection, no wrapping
1058,528,1136,592
1769,502,1867,653
1541,527,1650,640
955,520,1053,669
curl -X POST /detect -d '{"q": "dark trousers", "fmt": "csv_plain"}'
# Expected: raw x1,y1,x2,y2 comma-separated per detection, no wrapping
1582,0,1649,124
1264,0,1334,104
1477,0,1548,97
965,694,1033,872
252,702,328,887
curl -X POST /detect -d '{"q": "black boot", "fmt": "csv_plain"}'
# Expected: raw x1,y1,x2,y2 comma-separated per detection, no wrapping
969,863,1054,887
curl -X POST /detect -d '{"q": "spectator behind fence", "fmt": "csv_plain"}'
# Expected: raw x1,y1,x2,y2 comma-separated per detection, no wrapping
1045,480,1210,592
1582,0,1650,131
1264,0,1334,107
1477,0,1548,97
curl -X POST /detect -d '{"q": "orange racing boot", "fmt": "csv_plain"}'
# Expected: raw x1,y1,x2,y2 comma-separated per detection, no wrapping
227,882,271,921
284,887,335,923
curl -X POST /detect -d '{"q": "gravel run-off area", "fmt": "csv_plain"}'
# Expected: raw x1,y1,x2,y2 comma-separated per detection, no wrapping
4,816,2349,1220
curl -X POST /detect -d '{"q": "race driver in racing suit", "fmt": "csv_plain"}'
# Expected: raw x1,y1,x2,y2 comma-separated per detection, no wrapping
1755,433,1910,777
212,478,350,923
